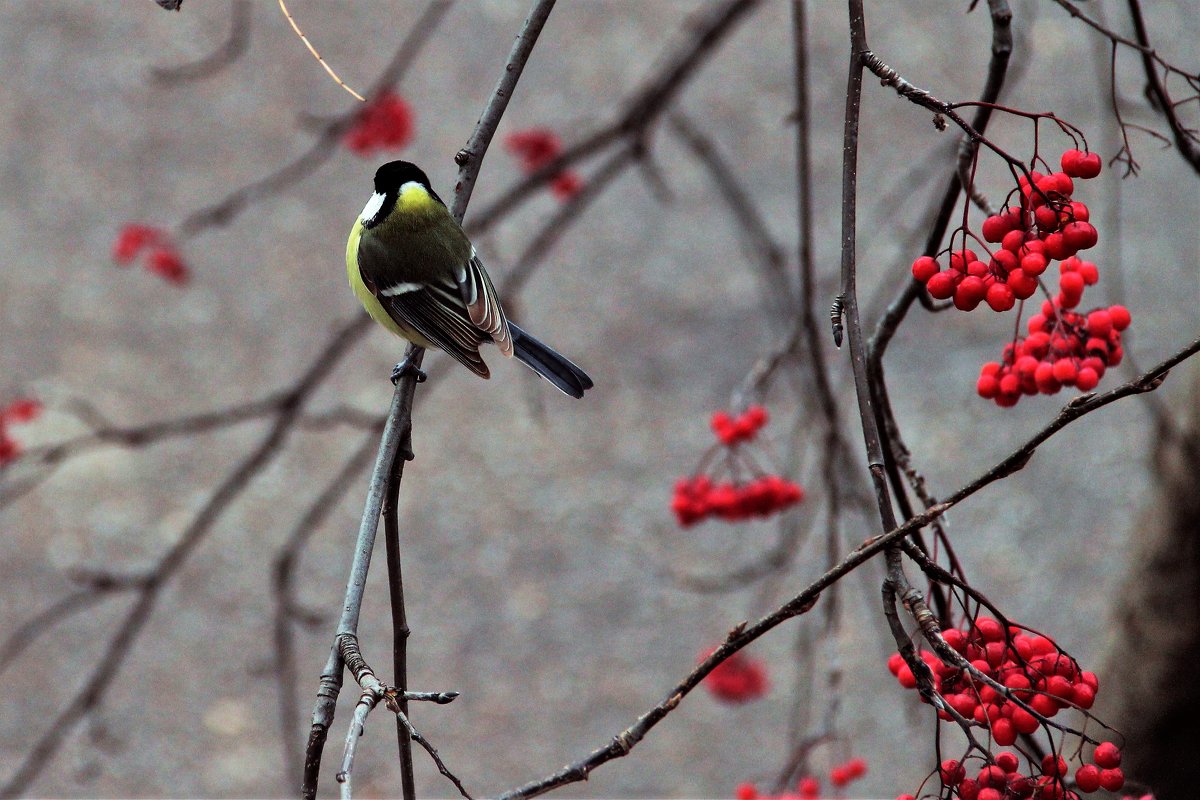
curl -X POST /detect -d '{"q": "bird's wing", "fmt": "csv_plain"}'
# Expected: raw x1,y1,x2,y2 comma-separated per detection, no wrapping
458,250,513,357
358,235,492,378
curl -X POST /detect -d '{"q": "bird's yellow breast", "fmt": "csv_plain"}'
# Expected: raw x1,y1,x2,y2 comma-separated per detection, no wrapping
347,218,411,339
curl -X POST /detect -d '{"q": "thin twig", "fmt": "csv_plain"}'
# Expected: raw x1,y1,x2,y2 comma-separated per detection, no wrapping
452,0,558,220
278,0,365,102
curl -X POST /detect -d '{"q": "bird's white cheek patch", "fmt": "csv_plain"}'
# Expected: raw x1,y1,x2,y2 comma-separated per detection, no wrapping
360,192,386,224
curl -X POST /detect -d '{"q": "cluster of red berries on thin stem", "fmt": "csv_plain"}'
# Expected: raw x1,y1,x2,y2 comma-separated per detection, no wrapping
911,742,1126,800
977,295,1131,406
343,91,414,156
112,224,189,285
702,647,769,704
671,406,804,527
735,758,867,800
0,398,42,466
911,149,1103,314
888,617,1123,799
910,146,1132,405
503,128,584,200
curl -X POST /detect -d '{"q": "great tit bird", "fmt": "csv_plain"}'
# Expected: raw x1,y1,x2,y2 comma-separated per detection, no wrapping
347,160,593,398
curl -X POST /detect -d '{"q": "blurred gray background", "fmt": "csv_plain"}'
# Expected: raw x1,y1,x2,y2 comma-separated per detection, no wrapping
0,1,1196,797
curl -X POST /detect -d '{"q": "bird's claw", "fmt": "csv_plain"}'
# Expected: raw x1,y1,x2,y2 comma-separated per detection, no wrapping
390,357,427,385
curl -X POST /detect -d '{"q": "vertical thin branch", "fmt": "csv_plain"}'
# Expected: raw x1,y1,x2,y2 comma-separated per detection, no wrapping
838,0,898,535
273,427,382,787
303,387,410,800
383,442,415,800
452,0,558,220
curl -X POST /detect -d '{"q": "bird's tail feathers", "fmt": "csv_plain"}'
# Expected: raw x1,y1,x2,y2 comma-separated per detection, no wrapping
508,322,594,399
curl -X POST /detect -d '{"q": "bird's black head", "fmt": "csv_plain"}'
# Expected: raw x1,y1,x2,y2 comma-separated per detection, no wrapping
374,161,434,195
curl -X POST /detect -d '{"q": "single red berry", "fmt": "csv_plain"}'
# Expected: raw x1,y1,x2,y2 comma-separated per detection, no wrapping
734,782,757,800
1071,682,1096,708
992,716,1017,745
1060,149,1085,176
982,214,1011,242
991,249,1018,275
941,759,966,786
550,170,583,200
1020,252,1049,276
1009,705,1038,735
504,128,562,171
146,247,189,285
925,270,958,300
954,277,986,311
844,757,867,779
1041,755,1068,777
995,752,1019,773
735,782,757,800
1041,171,1074,196
1036,362,1062,393
2,399,43,425
1062,221,1098,251
112,224,163,264
0,433,20,465
1074,765,1101,793
1007,270,1039,300
743,405,768,431
1059,271,1085,299
986,282,1016,312
1075,367,1099,391
1108,305,1131,330
977,788,1002,800
1043,232,1077,261
1034,204,1062,232
1076,152,1103,179
1051,359,1078,385
1093,742,1121,769
1002,229,1028,253
1097,768,1124,792
797,776,820,798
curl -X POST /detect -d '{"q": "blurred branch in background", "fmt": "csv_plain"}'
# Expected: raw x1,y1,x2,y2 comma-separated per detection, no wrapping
150,0,251,84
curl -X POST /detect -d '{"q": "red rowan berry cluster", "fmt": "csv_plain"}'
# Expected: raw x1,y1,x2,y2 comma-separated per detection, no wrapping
910,144,1132,405
701,647,768,704
671,406,804,527
343,91,414,156
977,296,1131,406
503,128,584,200
735,759,867,800
112,224,189,285
0,398,42,466
889,618,1099,741
889,617,1121,799
910,743,1125,800
672,474,804,526
911,149,1102,314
